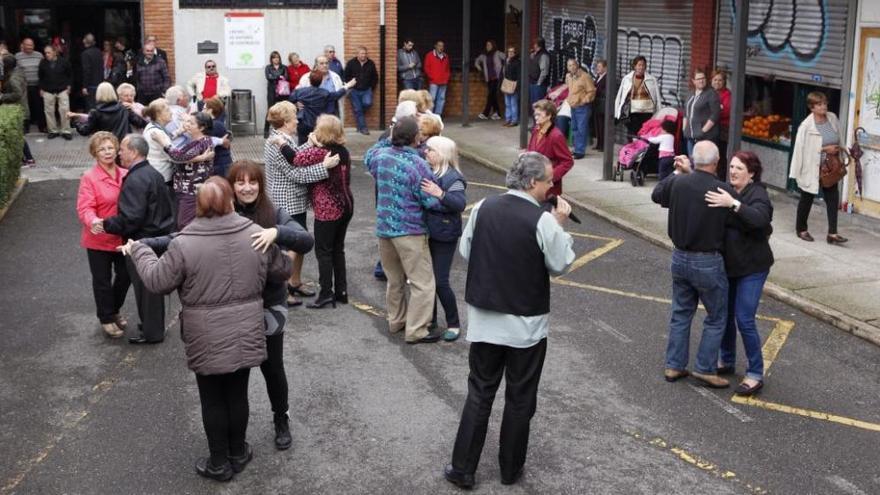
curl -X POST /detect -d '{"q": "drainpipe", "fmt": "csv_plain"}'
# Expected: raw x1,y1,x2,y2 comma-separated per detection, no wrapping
379,0,386,130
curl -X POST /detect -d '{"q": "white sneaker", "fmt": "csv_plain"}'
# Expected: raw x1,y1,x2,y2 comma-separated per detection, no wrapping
478,113,489,120
490,113,501,120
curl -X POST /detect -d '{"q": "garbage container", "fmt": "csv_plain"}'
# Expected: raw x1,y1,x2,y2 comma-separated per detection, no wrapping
230,89,253,123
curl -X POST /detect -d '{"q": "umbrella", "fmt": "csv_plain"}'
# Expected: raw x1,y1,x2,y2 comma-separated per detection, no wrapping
850,127,865,198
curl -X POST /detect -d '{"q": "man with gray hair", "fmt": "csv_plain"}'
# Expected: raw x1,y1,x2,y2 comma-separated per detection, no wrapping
80,33,103,110
651,140,736,388
102,134,174,344
324,44,344,78
445,152,575,489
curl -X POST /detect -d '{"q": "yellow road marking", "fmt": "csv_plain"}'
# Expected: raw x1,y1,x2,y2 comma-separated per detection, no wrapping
564,238,624,275
351,301,386,319
552,277,673,304
731,396,880,433
758,318,794,375
467,181,508,191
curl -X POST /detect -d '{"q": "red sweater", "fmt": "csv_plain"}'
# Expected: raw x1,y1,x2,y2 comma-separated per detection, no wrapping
528,126,573,197
717,87,731,128
287,62,311,89
424,51,451,85
76,164,128,251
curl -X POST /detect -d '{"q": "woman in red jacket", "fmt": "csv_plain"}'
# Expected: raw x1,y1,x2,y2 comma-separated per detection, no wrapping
528,99,574,197
712,69,732,179
76,131,131,338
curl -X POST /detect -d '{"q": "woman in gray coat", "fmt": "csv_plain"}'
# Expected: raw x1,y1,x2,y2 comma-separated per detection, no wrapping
122,177,291,482
683,68,721,158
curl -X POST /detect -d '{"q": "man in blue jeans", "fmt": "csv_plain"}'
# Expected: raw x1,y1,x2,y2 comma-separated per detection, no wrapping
344,47,378,135
651,141,735,388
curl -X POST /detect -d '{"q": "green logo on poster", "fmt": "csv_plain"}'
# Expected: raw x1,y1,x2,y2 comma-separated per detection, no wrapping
239,52,253,65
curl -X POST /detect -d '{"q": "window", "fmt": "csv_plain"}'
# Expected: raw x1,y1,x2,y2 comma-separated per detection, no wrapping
179,0,337,8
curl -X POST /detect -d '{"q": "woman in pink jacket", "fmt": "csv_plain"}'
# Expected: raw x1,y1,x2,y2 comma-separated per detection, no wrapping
76,131,131,338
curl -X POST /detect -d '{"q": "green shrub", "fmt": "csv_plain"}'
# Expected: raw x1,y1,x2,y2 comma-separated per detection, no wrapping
0,104,24,207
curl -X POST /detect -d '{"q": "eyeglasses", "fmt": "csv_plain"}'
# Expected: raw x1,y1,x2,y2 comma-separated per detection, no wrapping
205,65,216,69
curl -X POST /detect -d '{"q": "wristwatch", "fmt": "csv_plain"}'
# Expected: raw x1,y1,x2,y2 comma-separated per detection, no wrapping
730,200,741,212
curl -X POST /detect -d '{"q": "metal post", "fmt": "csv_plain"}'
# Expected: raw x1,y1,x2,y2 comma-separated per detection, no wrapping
379,0,387,130
519,0,530,149
462,0,471,127
727,0,749,162
602,0,618,180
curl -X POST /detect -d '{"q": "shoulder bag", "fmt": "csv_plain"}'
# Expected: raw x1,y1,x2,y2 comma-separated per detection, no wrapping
275,77,291,97
819,148,848,188
501,78,517,95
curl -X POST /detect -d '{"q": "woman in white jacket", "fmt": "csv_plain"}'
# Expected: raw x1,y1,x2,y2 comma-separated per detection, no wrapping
789,91,848,245
614,55,661,137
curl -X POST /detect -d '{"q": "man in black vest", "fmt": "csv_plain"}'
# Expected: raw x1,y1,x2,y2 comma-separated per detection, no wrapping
101,134,174,344
444,152,575,489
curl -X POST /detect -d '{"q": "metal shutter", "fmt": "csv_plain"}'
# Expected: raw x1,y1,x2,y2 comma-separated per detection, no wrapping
715,0,849,88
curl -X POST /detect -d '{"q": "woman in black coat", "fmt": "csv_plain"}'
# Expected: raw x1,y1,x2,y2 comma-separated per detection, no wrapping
705,150,774,396
264,51,287,138
70,82,145,141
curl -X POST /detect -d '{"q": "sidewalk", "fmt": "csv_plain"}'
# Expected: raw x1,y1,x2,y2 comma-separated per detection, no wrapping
437,119,880,347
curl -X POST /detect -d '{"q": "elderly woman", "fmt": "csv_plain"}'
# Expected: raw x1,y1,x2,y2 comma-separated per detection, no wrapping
163,112,215,229
683,69,721,158
286,52,310,90
614,55,661,137
76,131,131,338
264,100,340,305
70,81,146,141
122,177,291,481
790,91,848,245
527,99,573,197
420,136,467,341
705,151,774,396
116,82,145,120
293,115,354,309
264,51,287,138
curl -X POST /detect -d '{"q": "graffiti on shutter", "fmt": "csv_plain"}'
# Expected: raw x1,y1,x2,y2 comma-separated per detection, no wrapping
735,0,826,63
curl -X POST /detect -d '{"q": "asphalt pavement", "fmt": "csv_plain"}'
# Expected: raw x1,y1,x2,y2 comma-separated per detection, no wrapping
1,157,879,494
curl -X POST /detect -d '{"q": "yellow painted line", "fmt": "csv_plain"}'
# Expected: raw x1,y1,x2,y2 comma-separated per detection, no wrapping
564,238,624,274
759,319,794,376
552,277,673,304
731,395,880,433
627,431,768,494
467,181,508,191
351,301,386,319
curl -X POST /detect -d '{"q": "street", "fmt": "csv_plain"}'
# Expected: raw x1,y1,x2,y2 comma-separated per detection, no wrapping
1,157,879,494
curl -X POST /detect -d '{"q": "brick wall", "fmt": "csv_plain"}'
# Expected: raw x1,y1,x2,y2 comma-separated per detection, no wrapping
439,70,495,119
690,0,716,74
143,0,176,81
343,0,398,129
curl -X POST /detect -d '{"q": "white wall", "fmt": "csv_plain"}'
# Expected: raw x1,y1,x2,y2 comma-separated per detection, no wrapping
173,1,344,124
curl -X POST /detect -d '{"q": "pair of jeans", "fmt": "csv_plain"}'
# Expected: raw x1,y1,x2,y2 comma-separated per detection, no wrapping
313,208,352,299
86,249,131,324
657,156,675,180
666,250,728,374
349,88,373,131
429,239,460,328
796,185,840,234
528,83,547,106
125,256,166,342
482,79,501,116
451,339,547,479
504,93,519,123
719,270,768,381
402,78,422,90
195,368,251,466
260,331,289,416
429,83,448,116
570,104,591,155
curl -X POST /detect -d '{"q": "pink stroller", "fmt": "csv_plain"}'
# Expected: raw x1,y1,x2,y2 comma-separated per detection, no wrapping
614,108,680,186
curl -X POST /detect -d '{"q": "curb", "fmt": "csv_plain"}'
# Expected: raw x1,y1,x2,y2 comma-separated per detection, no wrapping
0,177,28,224
459,147,880,348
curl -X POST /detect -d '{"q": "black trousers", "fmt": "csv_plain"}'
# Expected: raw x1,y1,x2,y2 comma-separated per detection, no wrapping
260,331,288,417
430,239,460,328
592,109,605,150
483,80,501,116
195,368,251,466
625,112,652,138
26,85,45,131
313,208,352,299
451,338,547,478
125,256,166,342
297,124,314,147
87,249,131,324
797,184,840,235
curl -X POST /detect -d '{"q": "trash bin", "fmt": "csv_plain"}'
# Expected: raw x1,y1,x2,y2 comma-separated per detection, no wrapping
230,89,253,123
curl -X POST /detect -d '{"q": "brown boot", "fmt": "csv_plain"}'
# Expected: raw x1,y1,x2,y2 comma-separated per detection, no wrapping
691,372,730,388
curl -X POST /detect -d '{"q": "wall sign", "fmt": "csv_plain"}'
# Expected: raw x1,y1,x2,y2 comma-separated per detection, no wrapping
224,12,265,69
197,40,219,54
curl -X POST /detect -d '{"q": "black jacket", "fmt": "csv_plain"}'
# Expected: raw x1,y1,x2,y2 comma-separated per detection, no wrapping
104,160,175,241
344,58,378,91
38,57,72,93
724,182,774,278
75,102,147,141
503,56,520,82
80,46,104,88
425,168,467,242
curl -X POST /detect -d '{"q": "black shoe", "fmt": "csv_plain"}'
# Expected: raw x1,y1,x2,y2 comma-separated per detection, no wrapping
335,292,348,304
195,457,234,481
408,327,443,344
288,283,315,297
716,365,735,375
62,133,73,141
735,380,764,396
444,464,475,490
274,414,292,450
128,335,163,345
47,132,59,139
227,442,253,473
306,296,336,309
573,153,585,159
501,467,524,485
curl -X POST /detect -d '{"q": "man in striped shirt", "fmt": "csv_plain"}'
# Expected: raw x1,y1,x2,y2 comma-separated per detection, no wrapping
15,38,44,133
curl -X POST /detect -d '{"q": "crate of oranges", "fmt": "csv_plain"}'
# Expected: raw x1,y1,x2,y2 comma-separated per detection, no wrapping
742,114,791,141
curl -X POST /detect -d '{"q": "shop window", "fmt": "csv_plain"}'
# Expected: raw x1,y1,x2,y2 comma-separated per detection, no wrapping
742,76,795,146
179,0,337,8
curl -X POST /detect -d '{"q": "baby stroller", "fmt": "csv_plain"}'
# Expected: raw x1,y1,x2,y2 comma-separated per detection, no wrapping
614,108,680,186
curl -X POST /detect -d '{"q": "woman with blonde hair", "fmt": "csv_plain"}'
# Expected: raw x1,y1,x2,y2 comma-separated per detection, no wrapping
417,89,444,129
293,115,354,308
420,135,467,341
70,81,145,140
418,114,443,152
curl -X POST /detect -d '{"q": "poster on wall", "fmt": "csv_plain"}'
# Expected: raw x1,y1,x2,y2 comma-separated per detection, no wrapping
858,36,880,203
224,12,265,69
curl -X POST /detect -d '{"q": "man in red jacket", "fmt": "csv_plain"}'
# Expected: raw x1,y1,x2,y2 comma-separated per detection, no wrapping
424,40,451,116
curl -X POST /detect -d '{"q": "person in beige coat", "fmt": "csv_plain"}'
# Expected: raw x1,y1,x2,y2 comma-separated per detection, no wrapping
122,177,292,482
789,91,848,245
187,60,232,106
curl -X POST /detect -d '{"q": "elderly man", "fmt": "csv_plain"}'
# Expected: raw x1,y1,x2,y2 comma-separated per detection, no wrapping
135,41,170,106
188,59,231,108
344,46,378,135
298,55,344,116
562,58,595,159
80,34,103,110
15,38,44,133
38,44,73,140
324,45,344,78
101,134,174,344
651,141,735,388
444,152,575,489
